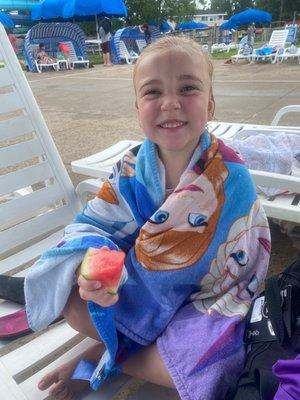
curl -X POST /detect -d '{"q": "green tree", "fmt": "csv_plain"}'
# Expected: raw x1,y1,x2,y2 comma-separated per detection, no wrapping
210,0,233,16
255,0,299,22
124,0,197,25
211,0,254,17
210,0,299,21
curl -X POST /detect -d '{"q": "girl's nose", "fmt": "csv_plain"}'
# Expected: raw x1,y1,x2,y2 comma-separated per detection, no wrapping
161,95,181,111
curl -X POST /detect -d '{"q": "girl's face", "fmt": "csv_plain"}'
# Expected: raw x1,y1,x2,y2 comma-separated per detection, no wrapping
135,49,213,159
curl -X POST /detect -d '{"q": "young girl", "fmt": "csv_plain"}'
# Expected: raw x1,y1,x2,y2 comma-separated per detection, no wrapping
36,43,56,64
25,36,271,400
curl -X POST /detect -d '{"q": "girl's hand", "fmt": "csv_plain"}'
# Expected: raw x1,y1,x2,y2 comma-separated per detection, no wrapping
77,275,119,307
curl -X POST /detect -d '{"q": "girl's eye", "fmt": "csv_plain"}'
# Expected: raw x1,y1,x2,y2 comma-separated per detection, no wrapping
149,210,169,224
188,213,208,227
230,250,249,266
144,89,160,96
181,85,197,93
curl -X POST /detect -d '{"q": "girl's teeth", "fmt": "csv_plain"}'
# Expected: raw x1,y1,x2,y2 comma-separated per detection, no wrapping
161,121,184,128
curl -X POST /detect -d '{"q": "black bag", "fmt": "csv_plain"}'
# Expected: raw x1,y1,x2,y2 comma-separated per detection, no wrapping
226,257,300,400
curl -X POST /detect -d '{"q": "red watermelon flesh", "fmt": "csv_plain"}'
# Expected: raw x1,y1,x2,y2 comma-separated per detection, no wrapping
80,247,126,295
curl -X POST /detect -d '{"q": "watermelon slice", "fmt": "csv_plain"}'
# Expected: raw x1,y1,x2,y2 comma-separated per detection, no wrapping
80,247,126,295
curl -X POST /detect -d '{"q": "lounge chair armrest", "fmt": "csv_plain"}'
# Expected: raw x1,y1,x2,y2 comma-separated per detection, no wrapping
77,56,84,60
250,169,300,193
75,178,102,203
271,105,300,126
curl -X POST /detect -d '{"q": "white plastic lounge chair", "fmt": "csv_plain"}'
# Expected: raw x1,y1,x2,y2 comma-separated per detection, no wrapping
29,44,59,73
211,42,238,54
251,29,289,64
230,36,255,63
71,106,300,227
0,23,179,400
276,45,300,64
136,39,147,53
118,40,139,64
60,41,89,69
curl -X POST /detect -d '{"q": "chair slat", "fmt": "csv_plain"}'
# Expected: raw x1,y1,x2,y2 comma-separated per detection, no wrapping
0,205,74,255
0,115,34,141
0,230,64,274
1,323,78,376
0,138,44,168
19,338,96,400
0,362,27,400
0,91,23,114
0,66,12,86
0,183,64,228
0,161,53,196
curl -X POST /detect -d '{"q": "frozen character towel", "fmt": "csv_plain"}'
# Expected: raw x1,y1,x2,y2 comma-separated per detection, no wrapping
25,130,271,400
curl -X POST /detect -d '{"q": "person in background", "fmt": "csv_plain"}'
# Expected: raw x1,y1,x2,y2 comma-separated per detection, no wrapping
140,23,152,45
36,43,56,64
5,28,17,54
57,42,70,59
99,17,112,67
57,42,71,69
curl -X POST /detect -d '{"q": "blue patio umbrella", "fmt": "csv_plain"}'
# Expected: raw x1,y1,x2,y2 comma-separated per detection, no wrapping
63,0,127,41
63,0,127,19
31,0,65,21
0,11,15,28
176,21,209,30
230,8,272,26
32,0,127,21
219,20,238,30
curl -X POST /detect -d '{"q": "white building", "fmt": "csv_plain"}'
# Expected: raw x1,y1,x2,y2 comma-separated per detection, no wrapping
194,11,227,27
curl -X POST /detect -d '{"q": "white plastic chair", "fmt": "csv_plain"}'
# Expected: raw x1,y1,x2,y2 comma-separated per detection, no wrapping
0,24,179,400
118,40,139,64
71,107,300,227
275,46,300,64
251,29,289,64
0,20,101,398
60,41,89,69
136,39,147,53
30,44,59,73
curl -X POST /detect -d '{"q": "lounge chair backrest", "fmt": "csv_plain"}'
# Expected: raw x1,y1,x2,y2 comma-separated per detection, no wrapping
60,40,79,62
118,40,138,64
136,39,147,53
0,24,81,274
268,29,289,47
29,43,39,58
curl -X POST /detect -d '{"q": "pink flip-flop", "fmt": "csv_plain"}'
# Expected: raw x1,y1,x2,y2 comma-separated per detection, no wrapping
0,309,64,339
0,308,31,339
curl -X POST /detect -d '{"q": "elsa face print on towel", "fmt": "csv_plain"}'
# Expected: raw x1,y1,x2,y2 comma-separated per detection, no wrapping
192,200,271,318
135,139,229,271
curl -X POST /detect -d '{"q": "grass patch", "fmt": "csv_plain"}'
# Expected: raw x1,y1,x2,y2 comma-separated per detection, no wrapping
211,49,237,60
88,53,103,65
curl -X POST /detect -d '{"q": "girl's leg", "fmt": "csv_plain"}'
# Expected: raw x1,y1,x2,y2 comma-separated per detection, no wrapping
123,344,175,389
38,287,104,398
39,288,175,399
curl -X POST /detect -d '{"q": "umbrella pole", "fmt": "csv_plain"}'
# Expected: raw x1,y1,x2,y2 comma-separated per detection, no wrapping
95,15,101,59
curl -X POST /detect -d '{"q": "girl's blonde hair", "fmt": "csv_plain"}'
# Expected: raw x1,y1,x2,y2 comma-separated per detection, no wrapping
133,35,215,118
